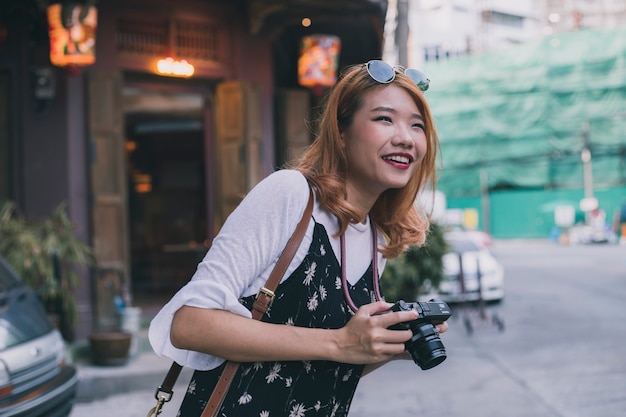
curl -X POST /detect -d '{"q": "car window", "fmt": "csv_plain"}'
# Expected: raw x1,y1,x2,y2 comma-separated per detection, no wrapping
0,256,22,291
0,257,53,350
448,239,480,253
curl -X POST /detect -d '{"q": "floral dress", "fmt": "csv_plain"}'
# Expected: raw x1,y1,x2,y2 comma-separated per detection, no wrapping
177,220,380,417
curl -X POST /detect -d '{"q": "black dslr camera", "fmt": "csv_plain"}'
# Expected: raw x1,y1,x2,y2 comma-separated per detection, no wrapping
388,299,452,370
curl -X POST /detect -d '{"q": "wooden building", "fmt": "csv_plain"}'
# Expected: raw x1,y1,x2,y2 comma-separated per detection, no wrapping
0,0,387,340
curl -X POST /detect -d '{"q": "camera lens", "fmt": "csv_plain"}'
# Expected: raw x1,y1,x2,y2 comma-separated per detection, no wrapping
406,323,447,370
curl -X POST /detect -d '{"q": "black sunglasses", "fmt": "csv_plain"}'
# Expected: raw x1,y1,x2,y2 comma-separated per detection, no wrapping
365,60,430,92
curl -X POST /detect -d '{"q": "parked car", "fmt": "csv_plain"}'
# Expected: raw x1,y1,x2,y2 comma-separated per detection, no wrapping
445,227,493,248
421,234,505,304
0,255,77,417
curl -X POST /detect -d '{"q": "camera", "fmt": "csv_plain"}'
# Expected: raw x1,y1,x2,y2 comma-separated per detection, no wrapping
388,299,452,370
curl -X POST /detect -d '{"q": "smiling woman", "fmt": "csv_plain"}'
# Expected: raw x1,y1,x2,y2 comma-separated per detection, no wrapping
341,84,427,199
149,61,442,417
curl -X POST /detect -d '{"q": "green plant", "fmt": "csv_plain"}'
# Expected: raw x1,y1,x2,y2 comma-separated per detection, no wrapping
380,221,449,302
0,202,93,340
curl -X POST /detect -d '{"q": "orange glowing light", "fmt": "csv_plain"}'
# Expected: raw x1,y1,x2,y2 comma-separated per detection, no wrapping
135,183,152,194
156,57,195,77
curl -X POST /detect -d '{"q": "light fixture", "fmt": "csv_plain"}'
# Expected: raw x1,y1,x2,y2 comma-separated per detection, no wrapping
133,172,152,194
298,34,341,91
31,67,56,113
47,2,98,71
156,57,195,77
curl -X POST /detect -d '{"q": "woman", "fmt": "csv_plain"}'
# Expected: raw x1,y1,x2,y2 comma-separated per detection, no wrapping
149,60,446,417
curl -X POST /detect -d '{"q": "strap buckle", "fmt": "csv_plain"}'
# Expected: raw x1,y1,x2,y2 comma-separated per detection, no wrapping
256,286,276,307
154,386,173,403
147,387,173,417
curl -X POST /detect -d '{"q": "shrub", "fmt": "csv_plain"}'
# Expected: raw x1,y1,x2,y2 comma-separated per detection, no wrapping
0,202,93,340
380,222,449,302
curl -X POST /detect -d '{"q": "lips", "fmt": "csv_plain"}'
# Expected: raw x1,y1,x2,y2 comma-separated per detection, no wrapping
382,153,414,167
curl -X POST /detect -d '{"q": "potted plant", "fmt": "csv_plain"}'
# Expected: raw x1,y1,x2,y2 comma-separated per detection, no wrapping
0,202,93,342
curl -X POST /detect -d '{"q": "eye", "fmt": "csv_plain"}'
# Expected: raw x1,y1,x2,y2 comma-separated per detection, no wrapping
374,115,392,123
413,121,425,130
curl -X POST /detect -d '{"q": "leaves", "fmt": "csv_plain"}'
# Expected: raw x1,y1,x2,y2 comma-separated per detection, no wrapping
380,222,449,303
0,201,93,330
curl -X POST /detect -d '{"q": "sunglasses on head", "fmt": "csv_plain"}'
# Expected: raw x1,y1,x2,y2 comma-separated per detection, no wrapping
365,60,430,92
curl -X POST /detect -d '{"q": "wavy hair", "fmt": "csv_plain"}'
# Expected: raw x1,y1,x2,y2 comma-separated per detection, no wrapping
291,63,440,258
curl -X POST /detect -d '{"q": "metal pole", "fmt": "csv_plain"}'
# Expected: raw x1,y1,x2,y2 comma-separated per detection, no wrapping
396,0,409,67
581,121,593,199
480,168,491,234
581,121,594,224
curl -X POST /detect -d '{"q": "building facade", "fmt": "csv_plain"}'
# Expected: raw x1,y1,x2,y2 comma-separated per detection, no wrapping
0,0,388,341
398,0,626,67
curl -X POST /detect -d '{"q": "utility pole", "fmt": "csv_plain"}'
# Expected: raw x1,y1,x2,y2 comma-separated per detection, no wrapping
580,121,595,224
581,121,593,198
480,168,491,234
396,0,409,67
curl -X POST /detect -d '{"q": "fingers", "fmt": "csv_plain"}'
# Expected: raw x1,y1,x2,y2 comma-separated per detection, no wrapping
359,300,419,327
436,321,448,334
357,300,393,315
359,301,449,340
339,301,449,364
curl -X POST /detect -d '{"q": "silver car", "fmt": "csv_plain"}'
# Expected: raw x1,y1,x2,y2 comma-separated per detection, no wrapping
420,234,505,304
0,255,77,417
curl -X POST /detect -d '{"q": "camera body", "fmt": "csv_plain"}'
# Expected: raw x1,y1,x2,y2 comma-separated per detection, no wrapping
388,299,452,370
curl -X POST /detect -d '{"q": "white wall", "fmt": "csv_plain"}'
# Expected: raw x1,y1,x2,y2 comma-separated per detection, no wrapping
395,0,626,69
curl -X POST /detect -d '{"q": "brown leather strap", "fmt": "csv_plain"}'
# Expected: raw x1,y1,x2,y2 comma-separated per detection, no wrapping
156,361,182,399
201,188,314,417
159,187,314,417
200,361,240,417
251,187,314,320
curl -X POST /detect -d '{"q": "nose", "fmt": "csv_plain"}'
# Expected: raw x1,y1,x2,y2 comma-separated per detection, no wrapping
392,125,414,149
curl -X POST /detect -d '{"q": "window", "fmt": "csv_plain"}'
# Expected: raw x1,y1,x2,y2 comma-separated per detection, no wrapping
484,10,525,28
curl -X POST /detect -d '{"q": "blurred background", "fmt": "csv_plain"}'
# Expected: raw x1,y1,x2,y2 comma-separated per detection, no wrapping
0,1,625,416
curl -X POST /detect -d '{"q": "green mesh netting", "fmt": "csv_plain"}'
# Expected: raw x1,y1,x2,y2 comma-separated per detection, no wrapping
423,26,626,198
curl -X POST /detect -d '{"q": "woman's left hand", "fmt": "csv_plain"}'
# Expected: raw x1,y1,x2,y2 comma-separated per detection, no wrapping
436,321,448,334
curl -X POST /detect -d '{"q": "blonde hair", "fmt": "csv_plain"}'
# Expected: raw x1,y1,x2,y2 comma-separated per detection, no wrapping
291,64,440,258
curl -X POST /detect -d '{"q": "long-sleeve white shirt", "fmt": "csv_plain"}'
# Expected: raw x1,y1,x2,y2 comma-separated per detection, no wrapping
148,169,387,370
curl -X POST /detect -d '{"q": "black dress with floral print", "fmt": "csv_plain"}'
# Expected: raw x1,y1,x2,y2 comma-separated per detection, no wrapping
177,220,380,417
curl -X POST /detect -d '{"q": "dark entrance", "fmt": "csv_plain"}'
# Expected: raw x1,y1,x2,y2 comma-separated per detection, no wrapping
125,112,208,301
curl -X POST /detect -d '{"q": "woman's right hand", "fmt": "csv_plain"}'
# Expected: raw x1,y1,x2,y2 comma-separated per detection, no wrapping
332,301,419,364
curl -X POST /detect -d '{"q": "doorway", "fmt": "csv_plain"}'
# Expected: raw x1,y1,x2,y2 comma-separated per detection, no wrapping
123,88,209,302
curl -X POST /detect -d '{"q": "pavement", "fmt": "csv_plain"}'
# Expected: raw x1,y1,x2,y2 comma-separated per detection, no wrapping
69,239,626,417
71,327,194,403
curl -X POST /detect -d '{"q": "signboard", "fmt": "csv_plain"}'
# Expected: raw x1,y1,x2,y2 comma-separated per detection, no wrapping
47,3,97,68
298,35,341,88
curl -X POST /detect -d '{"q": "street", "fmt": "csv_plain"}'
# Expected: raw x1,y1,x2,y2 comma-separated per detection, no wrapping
70,239,626,417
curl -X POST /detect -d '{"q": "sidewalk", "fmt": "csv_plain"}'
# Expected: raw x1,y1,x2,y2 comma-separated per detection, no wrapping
71,322,194,403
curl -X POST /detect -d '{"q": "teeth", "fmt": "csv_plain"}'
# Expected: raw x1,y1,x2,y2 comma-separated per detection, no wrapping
383,155,410,164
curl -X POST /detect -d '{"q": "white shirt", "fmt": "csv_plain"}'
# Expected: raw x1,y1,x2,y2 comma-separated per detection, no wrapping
148,169,387,370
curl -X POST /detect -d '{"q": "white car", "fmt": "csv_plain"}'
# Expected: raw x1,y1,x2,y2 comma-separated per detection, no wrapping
425,236,505,303
0,255,77,417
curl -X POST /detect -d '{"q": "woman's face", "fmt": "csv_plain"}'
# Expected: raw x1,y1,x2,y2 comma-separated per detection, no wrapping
342,84,427,205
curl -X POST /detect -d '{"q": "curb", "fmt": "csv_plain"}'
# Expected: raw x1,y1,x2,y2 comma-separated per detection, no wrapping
74,350,194,402
71,329,194,402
